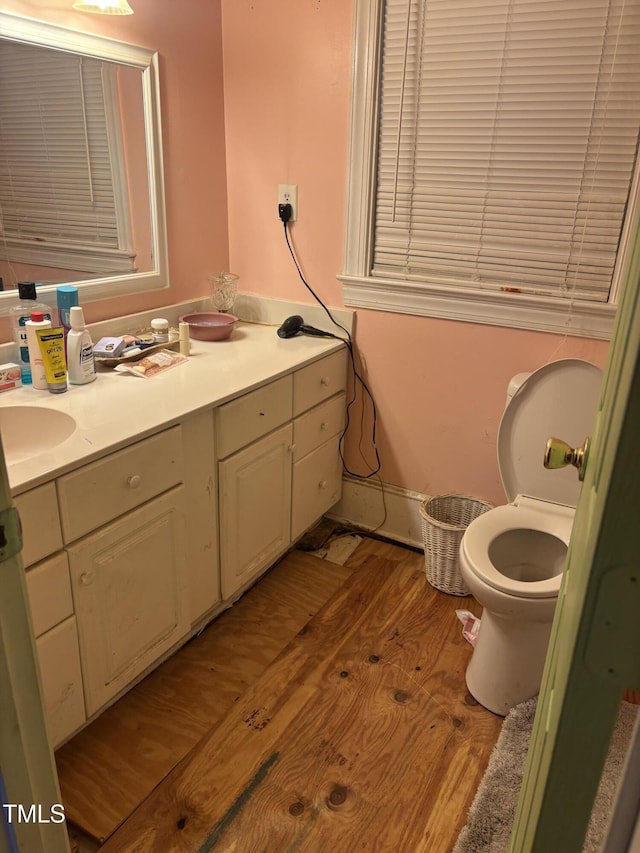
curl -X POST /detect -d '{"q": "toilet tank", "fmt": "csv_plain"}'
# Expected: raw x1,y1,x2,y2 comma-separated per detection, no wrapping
505,372,531,409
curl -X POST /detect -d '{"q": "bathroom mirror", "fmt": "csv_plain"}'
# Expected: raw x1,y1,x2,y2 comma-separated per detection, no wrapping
0,12,168,310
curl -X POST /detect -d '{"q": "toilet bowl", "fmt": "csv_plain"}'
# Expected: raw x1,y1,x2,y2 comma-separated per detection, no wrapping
459,358,602,716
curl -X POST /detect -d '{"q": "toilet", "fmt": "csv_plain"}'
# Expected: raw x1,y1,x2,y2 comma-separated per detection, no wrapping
459,358,602,716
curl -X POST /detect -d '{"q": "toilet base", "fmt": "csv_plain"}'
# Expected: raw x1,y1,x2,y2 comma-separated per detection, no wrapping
465,608,554,716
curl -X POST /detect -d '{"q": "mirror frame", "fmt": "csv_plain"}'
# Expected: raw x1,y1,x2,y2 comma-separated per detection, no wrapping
0,11,169,312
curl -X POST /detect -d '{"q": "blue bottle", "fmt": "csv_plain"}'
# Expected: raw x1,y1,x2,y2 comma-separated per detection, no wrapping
57,285,79,353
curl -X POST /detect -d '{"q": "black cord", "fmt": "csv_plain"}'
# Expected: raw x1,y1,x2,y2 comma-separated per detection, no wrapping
282,220,381,479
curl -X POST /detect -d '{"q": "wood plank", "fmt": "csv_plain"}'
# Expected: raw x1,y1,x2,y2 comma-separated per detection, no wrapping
101,551,501,853
344,535,414,569
55,551,351,843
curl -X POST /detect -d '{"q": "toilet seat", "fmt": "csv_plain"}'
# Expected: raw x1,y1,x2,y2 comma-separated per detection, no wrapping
461,501,573,598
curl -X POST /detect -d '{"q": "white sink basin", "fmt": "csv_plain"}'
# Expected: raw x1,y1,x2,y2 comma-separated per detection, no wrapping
0,406,77,464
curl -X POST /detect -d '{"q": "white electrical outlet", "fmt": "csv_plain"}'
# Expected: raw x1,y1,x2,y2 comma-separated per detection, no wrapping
278,184,298,221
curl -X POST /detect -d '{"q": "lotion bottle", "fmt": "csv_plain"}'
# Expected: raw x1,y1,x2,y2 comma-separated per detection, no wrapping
25,312,52,390
67,306,97,384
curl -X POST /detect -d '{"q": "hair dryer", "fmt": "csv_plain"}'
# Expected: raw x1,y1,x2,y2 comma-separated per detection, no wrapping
277,315,334,339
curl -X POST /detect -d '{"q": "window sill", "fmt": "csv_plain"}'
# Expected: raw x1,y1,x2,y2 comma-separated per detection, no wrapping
339,274,615,340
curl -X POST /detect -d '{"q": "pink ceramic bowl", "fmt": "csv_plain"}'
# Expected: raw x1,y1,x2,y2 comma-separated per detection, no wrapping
179,312,238,341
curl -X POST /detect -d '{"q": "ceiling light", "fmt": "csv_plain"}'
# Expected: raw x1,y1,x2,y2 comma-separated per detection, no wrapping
73,0,134,14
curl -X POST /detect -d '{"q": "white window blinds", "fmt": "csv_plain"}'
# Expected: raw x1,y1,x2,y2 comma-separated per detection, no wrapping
0,41,133,273
374,0,640,302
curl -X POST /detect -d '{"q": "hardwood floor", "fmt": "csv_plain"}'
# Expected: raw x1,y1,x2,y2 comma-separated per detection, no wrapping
58,537,502,852
56,551,352,842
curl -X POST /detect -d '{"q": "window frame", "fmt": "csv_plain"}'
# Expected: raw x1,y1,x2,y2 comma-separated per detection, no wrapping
339,0,639,340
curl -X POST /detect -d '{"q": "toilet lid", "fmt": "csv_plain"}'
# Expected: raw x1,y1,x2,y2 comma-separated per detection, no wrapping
498,359,602,507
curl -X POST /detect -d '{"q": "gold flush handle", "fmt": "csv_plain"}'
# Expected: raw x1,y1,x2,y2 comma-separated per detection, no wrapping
544,436,590,482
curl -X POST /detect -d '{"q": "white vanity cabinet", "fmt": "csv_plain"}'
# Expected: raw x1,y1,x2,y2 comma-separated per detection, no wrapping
58,426,189,717
10,330,348,743
217,349,347,599
16,417,211,738
15,483,86,749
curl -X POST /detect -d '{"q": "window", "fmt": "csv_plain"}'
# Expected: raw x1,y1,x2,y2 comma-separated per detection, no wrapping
0,41,135,275
340,0,640,339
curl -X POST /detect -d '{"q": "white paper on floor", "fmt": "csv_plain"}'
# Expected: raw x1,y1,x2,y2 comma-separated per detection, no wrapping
456,610,480,646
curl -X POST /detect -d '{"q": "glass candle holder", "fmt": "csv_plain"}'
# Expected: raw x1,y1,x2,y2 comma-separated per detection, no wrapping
207,272,238,313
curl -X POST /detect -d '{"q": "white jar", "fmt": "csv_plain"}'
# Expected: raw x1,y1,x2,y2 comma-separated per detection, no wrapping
151,318,169,344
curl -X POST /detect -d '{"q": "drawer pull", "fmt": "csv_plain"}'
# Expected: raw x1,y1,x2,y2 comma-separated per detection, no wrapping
320,377,330,386
320,422,329,431
288,444,296,454
319,480,328,490
127,474,142,489
80,571,94,586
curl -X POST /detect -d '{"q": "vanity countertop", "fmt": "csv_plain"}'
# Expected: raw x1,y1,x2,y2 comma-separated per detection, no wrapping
0,320,346,495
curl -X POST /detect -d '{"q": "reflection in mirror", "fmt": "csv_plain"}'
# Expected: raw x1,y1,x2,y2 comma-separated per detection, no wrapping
0,12,168,308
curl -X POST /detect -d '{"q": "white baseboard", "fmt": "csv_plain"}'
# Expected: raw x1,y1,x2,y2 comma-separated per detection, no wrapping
327,475,427,550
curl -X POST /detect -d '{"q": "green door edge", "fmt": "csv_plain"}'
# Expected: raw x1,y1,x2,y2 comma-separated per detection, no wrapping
509,213,640,850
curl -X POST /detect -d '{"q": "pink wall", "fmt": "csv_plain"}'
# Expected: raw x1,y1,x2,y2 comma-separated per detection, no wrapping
221,0,610,507
1,0,228,326
1,1,611,507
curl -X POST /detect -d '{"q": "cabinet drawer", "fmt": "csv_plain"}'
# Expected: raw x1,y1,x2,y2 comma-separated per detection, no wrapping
14,483,63,568
291,435,342,541
216,375,292,458
293,350,347,416
293,392,345,462
36,616,85,748
57,426,184,543
26,552,73,639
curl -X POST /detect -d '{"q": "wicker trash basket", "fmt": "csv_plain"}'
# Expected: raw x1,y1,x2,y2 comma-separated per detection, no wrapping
420,494,493,596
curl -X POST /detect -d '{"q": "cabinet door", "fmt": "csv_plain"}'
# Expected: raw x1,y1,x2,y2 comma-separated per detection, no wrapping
291,435,343,542
219,423,293,599
67,487,188,716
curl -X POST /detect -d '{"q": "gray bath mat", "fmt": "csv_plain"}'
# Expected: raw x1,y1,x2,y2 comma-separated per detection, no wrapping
454,697,638,852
